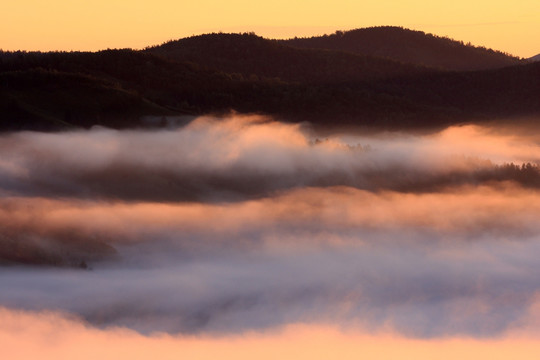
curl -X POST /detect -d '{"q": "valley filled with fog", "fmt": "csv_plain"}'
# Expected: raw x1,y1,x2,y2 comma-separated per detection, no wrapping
1,115,540,340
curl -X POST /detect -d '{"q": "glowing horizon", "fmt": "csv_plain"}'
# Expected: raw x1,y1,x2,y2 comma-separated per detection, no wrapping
2,0,539,57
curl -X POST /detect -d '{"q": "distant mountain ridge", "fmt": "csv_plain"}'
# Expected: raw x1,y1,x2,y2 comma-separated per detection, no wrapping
1,27,539,132
146,32,431,84
279,26,522,71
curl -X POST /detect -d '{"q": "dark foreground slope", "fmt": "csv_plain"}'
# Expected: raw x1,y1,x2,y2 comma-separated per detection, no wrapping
0,68,171,131
1,30,539,132
280,26,522,71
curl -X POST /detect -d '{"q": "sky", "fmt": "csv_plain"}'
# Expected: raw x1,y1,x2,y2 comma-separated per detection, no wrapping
2,0,540,57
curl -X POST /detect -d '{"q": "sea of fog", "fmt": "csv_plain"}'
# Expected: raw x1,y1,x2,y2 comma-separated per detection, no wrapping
1,115,540,339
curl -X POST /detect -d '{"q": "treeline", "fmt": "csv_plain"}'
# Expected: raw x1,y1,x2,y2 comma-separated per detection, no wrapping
484,162,540,187
364,162,540,193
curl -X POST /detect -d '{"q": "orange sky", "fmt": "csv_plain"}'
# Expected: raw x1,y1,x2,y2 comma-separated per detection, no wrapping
2,0,539,57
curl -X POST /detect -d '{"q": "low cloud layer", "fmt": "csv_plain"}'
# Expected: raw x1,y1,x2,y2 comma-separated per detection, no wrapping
1,185,540,251
2,237,540,336
1,115,540,340
0,115,538,202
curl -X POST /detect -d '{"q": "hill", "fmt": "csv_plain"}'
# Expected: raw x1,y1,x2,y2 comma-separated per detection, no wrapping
280,26,522,71
529,54,540,62
146,32,430,84
0,29,539,132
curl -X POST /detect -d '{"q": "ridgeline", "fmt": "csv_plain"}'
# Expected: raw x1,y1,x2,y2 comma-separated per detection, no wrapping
1,27,538,131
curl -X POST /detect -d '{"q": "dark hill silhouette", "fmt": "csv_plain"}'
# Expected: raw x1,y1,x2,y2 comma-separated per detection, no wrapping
529,54,540,62
279,26,522,71
0,31,539,132
146,32,431,84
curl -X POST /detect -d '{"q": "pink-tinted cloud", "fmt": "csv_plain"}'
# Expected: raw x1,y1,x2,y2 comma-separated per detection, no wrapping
2,308,540,360
0,116,538,202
